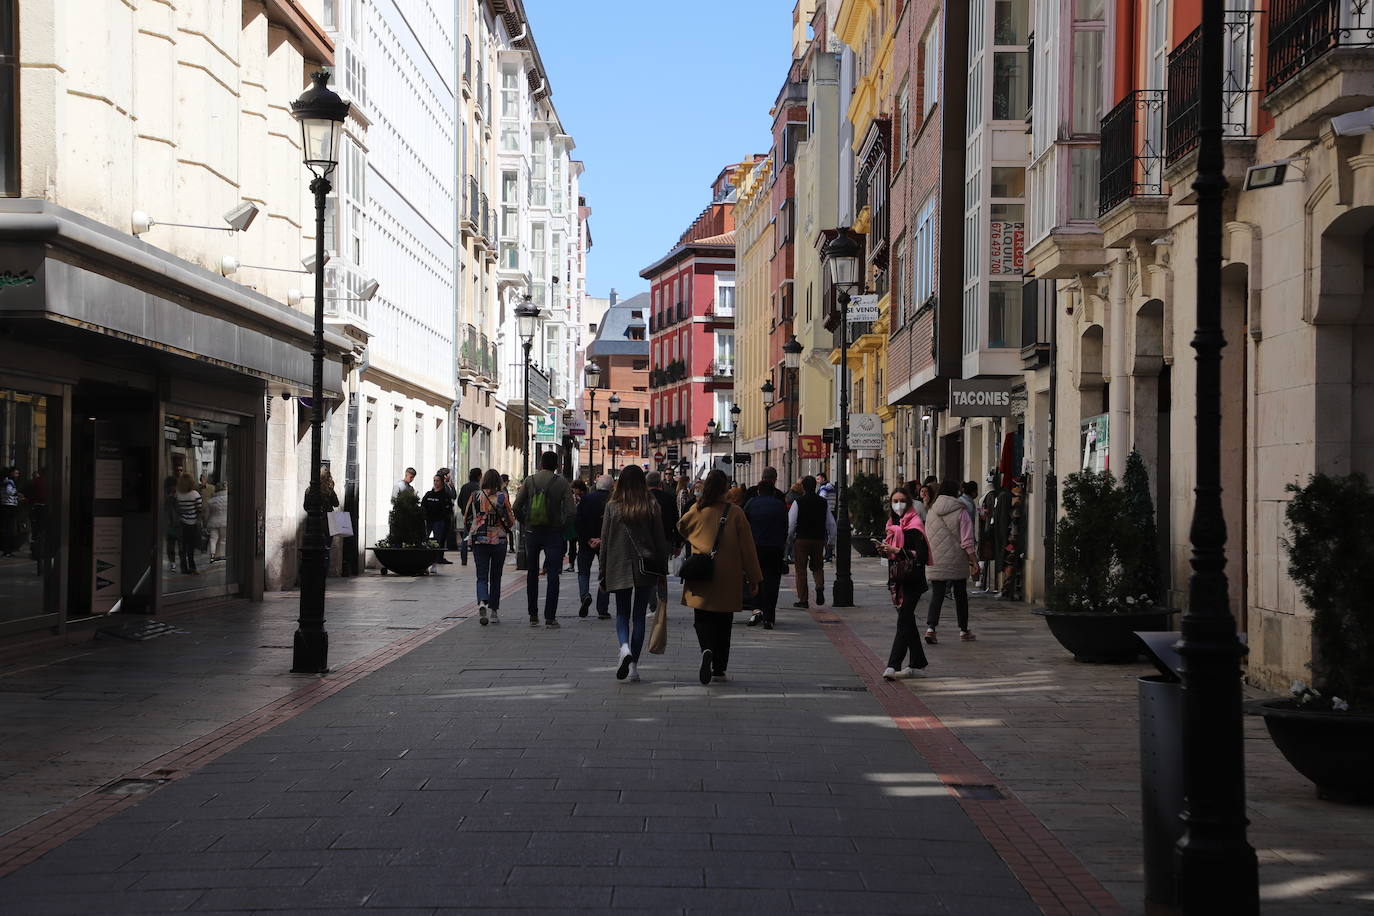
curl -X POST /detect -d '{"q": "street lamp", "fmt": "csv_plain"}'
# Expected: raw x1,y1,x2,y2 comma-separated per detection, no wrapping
823,232,861,609
289,69,350,674
608,392,621,473
761,378,775,483
783,334,803,484
1174,7,1258,911
729,403,741,484
583,361,601,481
598,422,608,476
516,294,543,572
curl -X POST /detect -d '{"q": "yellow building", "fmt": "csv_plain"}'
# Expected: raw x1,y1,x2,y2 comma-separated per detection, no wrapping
732,156,774,483
834,0,897,476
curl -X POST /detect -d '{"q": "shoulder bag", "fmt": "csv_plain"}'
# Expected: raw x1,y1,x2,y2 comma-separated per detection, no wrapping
625,518,669,579
678,505,730,581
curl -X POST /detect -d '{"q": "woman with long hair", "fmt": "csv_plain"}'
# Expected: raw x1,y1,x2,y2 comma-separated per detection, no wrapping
924,478,979,643
599,465,668,681
677,469,762,684
466,468,515,625
879,485,930,679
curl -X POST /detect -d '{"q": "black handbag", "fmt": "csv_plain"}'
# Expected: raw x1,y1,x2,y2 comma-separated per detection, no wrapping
625,525,669,579
678,505,730,581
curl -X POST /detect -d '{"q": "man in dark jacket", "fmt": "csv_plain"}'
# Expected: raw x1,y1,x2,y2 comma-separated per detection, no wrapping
513,451,576,627
744,465,785,503
744,471,788,629
646,471,679,610
788,475,836,608
574,474,612,619
420,474,454,568
454,468,482,565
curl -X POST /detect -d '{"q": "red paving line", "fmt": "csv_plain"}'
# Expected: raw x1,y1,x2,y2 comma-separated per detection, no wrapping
813,608,1126,916
0,579,518,878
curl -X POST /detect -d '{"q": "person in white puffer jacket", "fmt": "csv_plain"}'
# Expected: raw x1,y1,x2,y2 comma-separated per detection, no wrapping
206,480,229,562
923,479,980,644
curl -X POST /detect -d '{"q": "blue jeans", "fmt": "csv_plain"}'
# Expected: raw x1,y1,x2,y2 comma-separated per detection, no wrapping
472,542,507,609
525,527,563,620
576,542,610,615
614,585,652,661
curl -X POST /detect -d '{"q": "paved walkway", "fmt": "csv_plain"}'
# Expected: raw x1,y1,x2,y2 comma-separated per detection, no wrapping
0,557,1370,913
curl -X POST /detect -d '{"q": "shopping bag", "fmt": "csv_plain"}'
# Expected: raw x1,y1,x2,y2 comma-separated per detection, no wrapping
648,597,669,654
327,510,354,537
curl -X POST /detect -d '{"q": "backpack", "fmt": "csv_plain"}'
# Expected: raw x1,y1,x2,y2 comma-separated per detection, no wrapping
527,480,551,527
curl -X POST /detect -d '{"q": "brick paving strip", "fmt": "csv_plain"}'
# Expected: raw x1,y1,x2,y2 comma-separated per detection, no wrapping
812,607,1123,916
0,577,518,880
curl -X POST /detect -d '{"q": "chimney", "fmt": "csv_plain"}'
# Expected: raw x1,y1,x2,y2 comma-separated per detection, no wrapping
609,288,618,306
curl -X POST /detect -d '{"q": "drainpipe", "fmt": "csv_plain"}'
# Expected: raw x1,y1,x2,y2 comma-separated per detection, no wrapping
1109,249,1130,467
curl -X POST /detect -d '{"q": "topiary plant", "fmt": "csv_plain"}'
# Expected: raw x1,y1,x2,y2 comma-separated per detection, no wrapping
1047,470,1132,612
377,487,433,548
847,472,888,540
1283,473,1374,712
1120,449,1162,604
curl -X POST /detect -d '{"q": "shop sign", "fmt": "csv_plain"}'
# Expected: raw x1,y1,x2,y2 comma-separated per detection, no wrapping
798,435,829,459
1081,414,1109,473
848,413,884,450
989,221,1025,275
534,415,558,442
568,411,587,437
846,294,880,322
949,379,1013,417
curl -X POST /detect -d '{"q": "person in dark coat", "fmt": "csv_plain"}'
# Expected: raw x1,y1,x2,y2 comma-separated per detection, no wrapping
744,470,788,629
455,468,482,565
421,474,454,569
575,474,613,618
646,471,679,609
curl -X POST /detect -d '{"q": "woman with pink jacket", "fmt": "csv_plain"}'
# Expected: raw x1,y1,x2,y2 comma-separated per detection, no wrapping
923,479,981,643
879,485,930,679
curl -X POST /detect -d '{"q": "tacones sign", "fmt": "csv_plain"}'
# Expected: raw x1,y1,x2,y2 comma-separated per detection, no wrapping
949,379,1013,417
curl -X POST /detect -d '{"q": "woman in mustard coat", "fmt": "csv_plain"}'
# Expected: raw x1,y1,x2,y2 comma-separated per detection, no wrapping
677,470,763,684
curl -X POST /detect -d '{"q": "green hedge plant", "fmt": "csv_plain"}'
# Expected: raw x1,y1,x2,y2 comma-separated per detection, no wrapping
376,487,435,549
848,472,888,541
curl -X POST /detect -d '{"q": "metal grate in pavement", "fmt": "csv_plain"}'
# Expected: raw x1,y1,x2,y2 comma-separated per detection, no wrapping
95,621,188,642
821,685,868,692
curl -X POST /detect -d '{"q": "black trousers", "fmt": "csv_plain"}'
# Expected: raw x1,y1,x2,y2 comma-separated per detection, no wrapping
887,582,929,670
926,579,969,631
693,609,733,674
755,546,785,624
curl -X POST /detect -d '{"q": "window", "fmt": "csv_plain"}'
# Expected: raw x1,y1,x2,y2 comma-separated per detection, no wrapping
530,222,547,306
913,196,936,307
993,52,1028,120
1,0,17,195
342,140,365,264
922,20,941,114
343,45,367,111
894,237,908,322
896,87,909,163
1069,147,1099,219
989,281,1023,348
502,171,517,203
990,167,1025,197
713,332,735,370
531,136,547,207
995,0,1030,43
1070,30,1103,134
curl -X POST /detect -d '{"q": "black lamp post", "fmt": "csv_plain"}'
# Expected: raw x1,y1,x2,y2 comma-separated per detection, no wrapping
608,392,621,474
783,335,803,485
822,232,861,608
1174,5,1258,911
584,361,601,480
706,418,717,476
761,379,775,482
289,70,350,674
515,295,543,572
729,404,741,484
598,422,608,476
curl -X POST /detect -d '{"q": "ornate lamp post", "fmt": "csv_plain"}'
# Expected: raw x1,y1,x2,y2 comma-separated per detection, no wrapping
608,392,621,474
1175,5,1258,911
598,422,608,476
705,417,717,476
760,378,775,482
822,232,861,608
783,334,803,484
515,295,543,572
729,403,741,484
289,70,350,674
583,361,601,481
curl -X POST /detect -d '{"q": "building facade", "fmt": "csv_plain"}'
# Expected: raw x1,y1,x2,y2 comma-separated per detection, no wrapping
582,292,650,478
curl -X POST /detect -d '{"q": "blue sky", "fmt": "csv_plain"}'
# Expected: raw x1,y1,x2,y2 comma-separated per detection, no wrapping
523,0,797,300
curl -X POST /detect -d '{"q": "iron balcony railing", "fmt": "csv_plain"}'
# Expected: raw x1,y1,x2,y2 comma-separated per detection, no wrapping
459,324,480,376
1268,0,1374,92
480,193,492,243
1167,12,1261,164
1098,89,1167,216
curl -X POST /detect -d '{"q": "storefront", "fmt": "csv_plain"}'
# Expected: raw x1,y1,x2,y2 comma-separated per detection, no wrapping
0,201,351,638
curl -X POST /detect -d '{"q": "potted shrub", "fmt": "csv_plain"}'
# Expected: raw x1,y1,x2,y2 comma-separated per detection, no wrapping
848,472,887,557
369,487,443,575
1257,472,1374,803
1035,456,1171,662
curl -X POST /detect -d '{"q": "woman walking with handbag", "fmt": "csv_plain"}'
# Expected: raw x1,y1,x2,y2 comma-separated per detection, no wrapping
924,479,981,643
677,469,762,685
467,469,515,625
879,486,930,679
599,465,668,682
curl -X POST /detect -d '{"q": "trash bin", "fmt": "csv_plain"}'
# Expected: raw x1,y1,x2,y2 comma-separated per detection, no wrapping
1136,632,1184,914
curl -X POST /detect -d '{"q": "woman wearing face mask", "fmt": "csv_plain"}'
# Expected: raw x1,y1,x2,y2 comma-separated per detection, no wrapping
879,486,930,679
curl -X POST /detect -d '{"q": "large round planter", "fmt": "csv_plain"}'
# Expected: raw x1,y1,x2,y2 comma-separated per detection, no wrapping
1034,609,1172,663
1258,700,1374,804
852,538,881,558
369,547,442,576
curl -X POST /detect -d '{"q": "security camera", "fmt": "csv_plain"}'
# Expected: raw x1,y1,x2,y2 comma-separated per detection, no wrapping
223,201,260,232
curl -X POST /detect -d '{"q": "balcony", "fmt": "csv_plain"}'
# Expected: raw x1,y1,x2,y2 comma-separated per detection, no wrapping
708,359,734,378
460,176,478,237
1099,90,1167,215
1265,0,1374,137
1167,14,1260,166
462,36,472,98
458,324,480,379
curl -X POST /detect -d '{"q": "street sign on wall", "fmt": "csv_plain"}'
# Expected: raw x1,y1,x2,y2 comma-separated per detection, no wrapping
848,413,884,450
949,379,1013,417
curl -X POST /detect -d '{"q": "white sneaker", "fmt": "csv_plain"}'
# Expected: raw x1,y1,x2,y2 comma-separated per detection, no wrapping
479,603,489,626
882,667,898,680
898,667,926,678
616,644,633,681
628,663,640,682
490,610,500,624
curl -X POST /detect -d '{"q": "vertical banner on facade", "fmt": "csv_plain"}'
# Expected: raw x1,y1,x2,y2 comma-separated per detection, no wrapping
989,221,1026,275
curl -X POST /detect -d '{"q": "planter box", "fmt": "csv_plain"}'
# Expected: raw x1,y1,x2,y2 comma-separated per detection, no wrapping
1034,608,1172,663
369,547,443,576
1258,699,1374,804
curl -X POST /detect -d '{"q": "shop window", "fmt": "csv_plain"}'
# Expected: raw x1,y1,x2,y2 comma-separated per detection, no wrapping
1,387,58,622
0,0,16,195
161,414,237,598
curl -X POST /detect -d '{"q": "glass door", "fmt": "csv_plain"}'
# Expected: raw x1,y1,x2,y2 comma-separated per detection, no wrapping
161,412,238,599
0,387,61,626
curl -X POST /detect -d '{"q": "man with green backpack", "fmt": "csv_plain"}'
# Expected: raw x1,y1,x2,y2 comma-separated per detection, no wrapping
513,451,576,627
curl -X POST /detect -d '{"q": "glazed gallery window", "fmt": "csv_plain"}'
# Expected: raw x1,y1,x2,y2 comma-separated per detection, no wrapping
988,281,1023,349
922,20,940,114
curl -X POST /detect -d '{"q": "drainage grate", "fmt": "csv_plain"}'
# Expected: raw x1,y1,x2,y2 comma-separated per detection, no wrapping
821,685,867,692
96,621,188,642
259,645,293,649
949,784,1005,800
385,626,422,631
100,777,168,796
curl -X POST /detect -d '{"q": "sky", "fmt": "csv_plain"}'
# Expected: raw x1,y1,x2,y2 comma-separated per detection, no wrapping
522,0,798,301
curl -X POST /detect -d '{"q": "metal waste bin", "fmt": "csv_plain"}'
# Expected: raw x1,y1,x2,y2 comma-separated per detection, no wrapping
1136,632,1184,914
